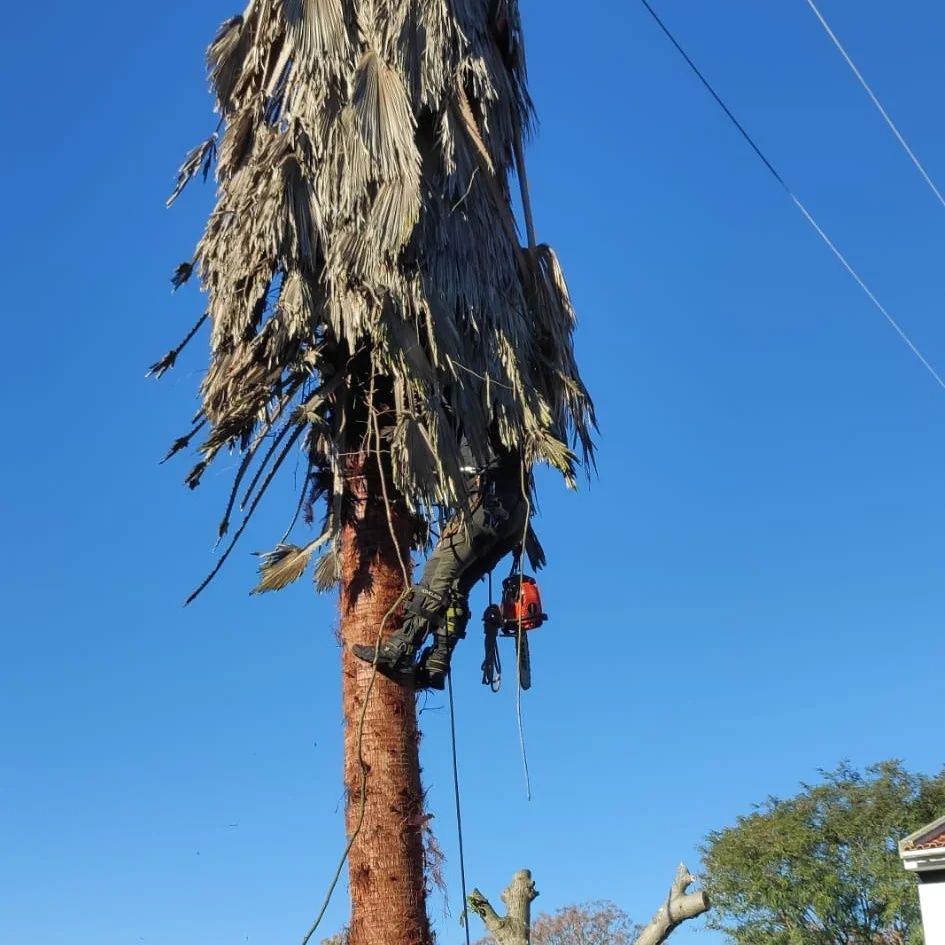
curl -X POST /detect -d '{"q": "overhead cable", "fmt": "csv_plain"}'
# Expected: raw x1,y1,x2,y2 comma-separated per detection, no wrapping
636,0,945,392
804,0,945,212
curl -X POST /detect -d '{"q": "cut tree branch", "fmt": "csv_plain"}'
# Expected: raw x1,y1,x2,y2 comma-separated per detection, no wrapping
633,863,710,945
468,870,539,945
469,864,708,945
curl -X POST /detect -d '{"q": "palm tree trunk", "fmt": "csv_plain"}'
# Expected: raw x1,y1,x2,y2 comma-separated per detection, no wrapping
340,454,432,945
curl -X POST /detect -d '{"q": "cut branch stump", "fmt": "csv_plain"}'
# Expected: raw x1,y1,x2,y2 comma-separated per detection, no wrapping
634,863,710,945
468,869,539,945
468,864,708,945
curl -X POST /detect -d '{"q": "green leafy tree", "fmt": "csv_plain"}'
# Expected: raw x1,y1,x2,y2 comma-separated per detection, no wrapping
702,761,945,945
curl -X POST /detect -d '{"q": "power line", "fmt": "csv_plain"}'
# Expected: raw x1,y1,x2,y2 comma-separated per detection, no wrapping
788,194,945,387
636,0,945,392
804,0,945,212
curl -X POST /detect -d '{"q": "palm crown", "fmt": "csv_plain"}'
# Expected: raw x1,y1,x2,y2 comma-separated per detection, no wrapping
156,0,595,598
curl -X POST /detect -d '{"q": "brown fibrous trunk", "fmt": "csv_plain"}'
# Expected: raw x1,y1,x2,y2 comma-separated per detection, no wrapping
339,454,432,945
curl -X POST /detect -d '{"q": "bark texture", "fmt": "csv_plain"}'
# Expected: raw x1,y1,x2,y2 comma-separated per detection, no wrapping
340,456,432,945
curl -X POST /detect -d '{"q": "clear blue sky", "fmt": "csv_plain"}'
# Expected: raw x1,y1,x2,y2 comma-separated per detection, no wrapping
2,2,944,943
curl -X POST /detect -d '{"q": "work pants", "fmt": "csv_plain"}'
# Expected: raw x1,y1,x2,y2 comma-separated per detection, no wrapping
408,472,529,635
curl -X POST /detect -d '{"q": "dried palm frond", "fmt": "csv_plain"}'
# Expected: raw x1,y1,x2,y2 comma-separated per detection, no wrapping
524,526,546,572
313,543,343,592
171,261,194,290
147,312,208,378
166,135,217,207
207,15,247,113
158,0,596,599
251,535,329,593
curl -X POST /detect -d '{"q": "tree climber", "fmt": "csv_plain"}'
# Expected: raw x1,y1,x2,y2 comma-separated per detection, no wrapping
353,443,530,690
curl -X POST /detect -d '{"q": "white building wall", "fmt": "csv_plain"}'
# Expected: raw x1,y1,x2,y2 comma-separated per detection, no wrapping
919,880,945,945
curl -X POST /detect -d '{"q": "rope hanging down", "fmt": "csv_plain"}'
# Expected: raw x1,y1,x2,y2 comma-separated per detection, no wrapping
804,0,945,212
515,463,534,801
637,0,945,393
448,675,472,945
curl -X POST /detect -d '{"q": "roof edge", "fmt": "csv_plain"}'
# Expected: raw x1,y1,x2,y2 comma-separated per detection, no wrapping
900,846,945,872
899,813,945,855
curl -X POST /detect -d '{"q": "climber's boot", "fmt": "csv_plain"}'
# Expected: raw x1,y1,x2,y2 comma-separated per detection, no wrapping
414,637,454,690
414,595,469,691
351,586,444,685
351,618,427,683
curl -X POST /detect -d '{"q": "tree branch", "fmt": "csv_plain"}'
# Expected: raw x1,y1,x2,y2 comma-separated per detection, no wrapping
469,864,707,945
469,870,539,945
632,864,710,945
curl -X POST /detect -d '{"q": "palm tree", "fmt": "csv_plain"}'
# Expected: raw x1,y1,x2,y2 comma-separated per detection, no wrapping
155,2,594,944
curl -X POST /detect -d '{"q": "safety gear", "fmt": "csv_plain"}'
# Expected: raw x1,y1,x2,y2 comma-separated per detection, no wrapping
414,597,470,690
480,600,534,692
413,641,453,690
481,605,504,691
403,585,453,627
351,627,422,684
353,588,468,688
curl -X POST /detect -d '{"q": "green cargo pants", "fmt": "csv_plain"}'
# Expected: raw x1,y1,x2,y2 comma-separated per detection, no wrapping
404,468,529,668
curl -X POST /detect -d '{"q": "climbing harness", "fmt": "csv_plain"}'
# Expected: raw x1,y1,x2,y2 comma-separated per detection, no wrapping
480,552,547,692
